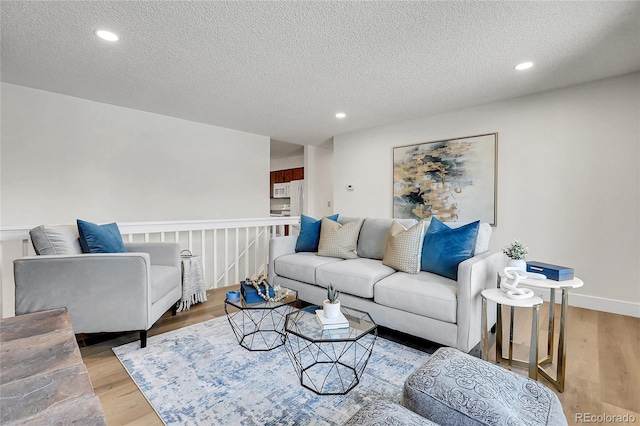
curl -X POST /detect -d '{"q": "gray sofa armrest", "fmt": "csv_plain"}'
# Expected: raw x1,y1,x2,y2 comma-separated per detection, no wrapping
456,250,505,352
14,253,153,334
268,236,298,279
125,242,180,267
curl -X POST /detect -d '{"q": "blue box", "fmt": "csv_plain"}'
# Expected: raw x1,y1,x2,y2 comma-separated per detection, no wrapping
240,280,275,303
526,261,574,281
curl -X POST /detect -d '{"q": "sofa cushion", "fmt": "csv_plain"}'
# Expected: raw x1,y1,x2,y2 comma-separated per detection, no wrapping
357,217,418,260
382,220,424,274
421,218,479,280
318,217,364,259
423,220,492,254
77,219,127,254
474,223,492,254
337,216,360,225
316,258,395,299
275,252,343,285
295,214,339,252
151,265,182,304
30,225,83,255
374,271,457,323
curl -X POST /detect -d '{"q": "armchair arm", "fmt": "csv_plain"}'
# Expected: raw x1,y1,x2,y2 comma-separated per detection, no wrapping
456,250,506,352
125,243,180,267
14,253,153,334
268,236,298,279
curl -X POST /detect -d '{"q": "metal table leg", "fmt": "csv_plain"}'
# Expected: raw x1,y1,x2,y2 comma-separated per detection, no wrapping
538,288,569,392
509,306,515,369
496,302,503,363
539,288,555,366
481,296,489,361
494,301,542,380
529,304,539,380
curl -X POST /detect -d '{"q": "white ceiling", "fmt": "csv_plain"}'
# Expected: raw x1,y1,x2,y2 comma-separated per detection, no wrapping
2,1,639,146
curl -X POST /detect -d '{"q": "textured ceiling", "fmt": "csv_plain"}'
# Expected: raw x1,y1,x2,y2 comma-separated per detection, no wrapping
2,1,639,145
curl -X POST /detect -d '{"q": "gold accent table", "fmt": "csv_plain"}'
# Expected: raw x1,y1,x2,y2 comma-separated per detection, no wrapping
481,288,544,380
516,275,584,392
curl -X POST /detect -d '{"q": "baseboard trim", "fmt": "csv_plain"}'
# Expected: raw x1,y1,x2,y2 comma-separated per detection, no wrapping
537,291,640,318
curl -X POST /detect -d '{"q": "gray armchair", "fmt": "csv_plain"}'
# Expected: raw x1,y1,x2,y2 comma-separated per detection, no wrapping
13,225,182,347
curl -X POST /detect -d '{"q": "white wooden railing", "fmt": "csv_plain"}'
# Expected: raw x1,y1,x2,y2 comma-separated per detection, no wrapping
0,217,299,317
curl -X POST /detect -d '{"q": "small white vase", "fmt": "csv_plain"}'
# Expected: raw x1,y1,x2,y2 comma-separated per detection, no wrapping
323,300,341,319
507,259,527,271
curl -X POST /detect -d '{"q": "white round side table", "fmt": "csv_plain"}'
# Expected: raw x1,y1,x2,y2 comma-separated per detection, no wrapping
516,275,584,392
481,288,543,380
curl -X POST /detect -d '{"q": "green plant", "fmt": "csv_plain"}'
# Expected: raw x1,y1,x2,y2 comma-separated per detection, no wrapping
503,239,528,260
326,283,340,304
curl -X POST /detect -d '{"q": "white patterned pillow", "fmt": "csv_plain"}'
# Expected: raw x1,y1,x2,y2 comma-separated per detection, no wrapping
382,220,424,274
317,217,364,259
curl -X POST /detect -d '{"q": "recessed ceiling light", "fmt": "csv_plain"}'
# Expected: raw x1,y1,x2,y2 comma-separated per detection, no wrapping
335,113,346,119
95,30,119,42
515,62,533,71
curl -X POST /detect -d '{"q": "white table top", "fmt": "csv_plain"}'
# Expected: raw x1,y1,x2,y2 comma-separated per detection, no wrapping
482,288,543,307
498,272,584,290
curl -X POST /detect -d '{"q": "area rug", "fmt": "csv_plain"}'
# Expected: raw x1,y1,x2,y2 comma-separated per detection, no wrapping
113,316,430,425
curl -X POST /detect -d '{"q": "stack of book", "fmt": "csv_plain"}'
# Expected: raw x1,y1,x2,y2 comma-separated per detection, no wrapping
315,309,349,330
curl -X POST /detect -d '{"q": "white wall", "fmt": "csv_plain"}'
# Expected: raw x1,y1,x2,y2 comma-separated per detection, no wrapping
1,83,271,316
305,143,334,218
333,73,640,317
1,83,270,226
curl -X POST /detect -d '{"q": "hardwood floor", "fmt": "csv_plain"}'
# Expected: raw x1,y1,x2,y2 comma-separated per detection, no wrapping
486,304,640,424
81,286,640,425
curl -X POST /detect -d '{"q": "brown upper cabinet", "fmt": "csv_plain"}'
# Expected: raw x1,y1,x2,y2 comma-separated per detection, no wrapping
270,167,304,197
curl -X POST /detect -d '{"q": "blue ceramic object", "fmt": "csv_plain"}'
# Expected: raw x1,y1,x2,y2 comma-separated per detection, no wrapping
226,290,241,301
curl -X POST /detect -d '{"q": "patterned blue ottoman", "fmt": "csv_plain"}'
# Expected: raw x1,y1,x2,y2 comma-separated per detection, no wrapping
342,400,439,425
404,347,567,426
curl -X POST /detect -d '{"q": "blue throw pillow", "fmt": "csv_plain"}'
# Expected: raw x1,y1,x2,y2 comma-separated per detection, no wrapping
420,217,480,280
77,219,126,253
295,214,339,252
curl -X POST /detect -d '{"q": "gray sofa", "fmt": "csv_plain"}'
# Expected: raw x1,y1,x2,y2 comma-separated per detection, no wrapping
14,225,182,347
269,217,503,352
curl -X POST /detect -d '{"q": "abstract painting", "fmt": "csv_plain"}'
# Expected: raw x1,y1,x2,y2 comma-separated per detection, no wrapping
393,133,497,225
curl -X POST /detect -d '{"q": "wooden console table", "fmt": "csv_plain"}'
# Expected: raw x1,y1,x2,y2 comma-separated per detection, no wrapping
0,308,107,425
